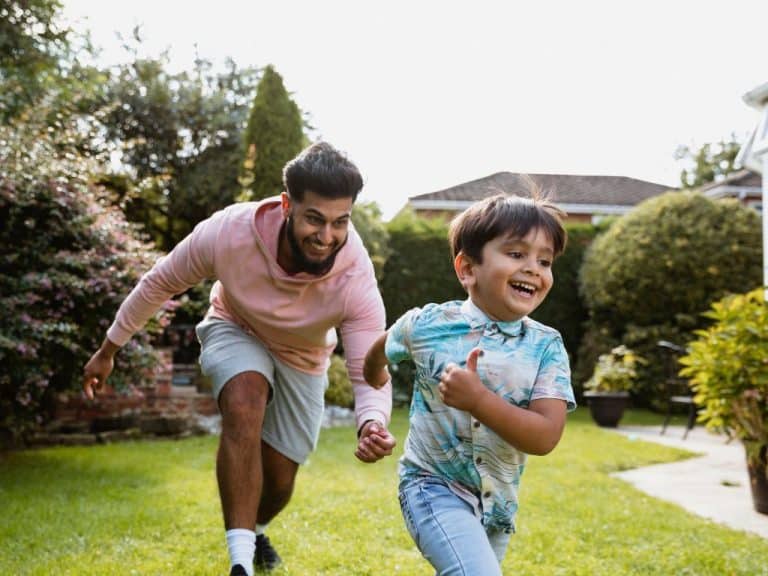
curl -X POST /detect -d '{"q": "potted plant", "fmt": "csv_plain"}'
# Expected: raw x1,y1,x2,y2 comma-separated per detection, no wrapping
679,288,768,514
583,345,643,427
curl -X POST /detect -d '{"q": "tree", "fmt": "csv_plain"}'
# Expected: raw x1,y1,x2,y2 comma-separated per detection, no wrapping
0,0,70,122
97,49,259,250
676,138,742,189
239,65,304,201
351,201,391,281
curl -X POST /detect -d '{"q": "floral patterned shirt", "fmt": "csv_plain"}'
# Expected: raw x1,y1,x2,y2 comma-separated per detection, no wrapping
386,299,576,532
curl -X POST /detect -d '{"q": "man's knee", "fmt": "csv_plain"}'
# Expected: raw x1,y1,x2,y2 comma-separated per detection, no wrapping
219,371,271,426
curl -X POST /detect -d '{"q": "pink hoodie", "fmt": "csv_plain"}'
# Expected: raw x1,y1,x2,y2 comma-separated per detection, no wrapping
107,197,391,428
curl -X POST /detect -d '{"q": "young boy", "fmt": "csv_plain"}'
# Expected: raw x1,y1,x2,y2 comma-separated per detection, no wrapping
363,188,576,575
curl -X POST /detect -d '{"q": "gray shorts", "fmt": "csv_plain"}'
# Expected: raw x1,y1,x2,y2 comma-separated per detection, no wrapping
195,317,328,464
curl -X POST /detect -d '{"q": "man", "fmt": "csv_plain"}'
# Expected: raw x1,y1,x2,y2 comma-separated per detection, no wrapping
83,142,396,576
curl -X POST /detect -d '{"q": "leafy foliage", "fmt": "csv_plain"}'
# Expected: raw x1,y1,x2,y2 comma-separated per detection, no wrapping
96,50,259,250
380,209,464,326
531,221,604,360
584,346,644,393
578,191,762,404
325,354,354,408
351,200,391,281
0,0,69,122
0,110,169,439
675,138,742,189
580,191,761,332
680,289,768,453
239,65,304,202
581,191,760,334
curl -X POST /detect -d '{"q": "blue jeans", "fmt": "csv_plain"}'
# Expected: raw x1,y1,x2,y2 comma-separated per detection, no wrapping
399,475,511,576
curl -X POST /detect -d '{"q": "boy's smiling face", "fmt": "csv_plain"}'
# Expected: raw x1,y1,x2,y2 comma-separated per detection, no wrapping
456,227,554,322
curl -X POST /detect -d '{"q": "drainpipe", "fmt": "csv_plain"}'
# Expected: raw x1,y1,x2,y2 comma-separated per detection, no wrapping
737,82,768,300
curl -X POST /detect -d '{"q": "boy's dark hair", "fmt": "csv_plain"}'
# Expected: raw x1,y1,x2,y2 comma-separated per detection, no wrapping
449,178,567,263
283,142,363,202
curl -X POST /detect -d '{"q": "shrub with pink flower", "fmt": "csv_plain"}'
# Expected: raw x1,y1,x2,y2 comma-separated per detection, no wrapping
0,112,171,441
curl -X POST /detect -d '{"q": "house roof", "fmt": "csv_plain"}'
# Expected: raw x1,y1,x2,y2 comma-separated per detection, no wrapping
409,172,675,208
699,169,762,193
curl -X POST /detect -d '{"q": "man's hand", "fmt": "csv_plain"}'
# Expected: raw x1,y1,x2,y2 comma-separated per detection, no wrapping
438,348,488,412
82,339,120,399
354,420,396,463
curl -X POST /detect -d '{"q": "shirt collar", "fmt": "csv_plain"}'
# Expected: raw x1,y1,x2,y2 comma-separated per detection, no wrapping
460,299,525,337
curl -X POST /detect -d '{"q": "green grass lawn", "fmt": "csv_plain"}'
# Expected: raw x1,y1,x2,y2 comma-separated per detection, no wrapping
1,408,767,575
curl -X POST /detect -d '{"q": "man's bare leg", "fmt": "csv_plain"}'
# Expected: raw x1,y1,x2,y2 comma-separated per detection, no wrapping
257,442,299,524
252,443,299,570
217,371,270,575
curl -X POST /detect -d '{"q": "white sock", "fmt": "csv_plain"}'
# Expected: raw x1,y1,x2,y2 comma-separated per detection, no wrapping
226,529,255,576
254,523,268,537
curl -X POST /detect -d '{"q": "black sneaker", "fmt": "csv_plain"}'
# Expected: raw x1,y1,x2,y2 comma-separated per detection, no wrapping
229,565,248,576
254,533,282,571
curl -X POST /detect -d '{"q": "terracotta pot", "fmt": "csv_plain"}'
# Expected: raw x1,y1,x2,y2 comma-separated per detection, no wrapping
745,441,768,515
583,391,630,428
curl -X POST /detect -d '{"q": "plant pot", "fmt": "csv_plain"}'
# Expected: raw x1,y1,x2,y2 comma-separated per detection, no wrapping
583,391,630,428
745,441,768,515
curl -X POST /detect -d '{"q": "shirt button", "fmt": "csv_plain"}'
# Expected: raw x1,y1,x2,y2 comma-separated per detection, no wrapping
473,421,481,428
483,491,491,499
475,457,482,465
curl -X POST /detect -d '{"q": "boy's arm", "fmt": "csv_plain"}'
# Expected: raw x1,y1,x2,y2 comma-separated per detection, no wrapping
439,348,567,455
363,331,390,389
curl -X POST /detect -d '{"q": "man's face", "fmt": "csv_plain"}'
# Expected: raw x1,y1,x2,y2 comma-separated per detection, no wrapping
280,190,353,275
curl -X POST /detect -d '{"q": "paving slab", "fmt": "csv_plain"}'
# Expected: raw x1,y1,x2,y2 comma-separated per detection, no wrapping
608,424,768,539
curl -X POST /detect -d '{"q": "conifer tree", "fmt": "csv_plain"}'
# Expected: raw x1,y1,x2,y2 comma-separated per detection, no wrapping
240,65,304,201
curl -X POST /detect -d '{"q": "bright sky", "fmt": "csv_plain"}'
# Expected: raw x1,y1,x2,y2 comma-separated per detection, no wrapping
62,0,767,220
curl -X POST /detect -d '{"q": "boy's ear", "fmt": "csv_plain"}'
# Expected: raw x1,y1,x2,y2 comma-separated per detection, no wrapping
454,252,476,291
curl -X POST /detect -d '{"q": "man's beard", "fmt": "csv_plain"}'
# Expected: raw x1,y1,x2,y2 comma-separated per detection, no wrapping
285,216,345,275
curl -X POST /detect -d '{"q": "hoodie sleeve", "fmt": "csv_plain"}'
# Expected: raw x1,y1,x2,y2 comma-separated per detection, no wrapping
339,263,392,430
106,210,222,346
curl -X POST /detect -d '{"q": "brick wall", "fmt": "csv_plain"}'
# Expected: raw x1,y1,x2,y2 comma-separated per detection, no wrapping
32,349,218,447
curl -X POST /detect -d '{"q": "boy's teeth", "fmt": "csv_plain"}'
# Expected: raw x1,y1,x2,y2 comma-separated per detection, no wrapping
511,282,535,293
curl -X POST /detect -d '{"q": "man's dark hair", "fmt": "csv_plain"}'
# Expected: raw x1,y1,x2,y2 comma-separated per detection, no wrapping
283,142,363,202
449,178,567,263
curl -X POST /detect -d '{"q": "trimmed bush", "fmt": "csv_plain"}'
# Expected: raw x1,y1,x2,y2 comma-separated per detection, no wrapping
380,209,464,326
578,191,762,404
531,221,605,360
580,191,761,331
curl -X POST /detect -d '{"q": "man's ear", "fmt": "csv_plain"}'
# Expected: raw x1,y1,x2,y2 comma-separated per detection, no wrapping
280,191,291,219
454,252,476,291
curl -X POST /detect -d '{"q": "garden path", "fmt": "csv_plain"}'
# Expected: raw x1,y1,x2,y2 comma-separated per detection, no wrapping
609,425,768,539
